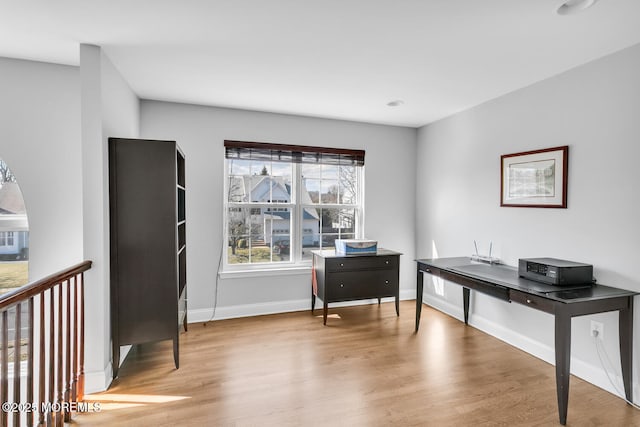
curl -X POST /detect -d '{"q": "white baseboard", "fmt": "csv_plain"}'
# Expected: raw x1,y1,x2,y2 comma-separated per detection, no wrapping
188,299,309,323
84,363,112,394
188,289,416,323
84,345,132,394
421,294,634,401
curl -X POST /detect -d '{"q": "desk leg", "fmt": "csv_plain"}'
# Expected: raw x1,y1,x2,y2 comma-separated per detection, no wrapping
395,294,400,317
311,293,316,314
555,312,571,425
323,302,328,325
619,297,634,402
463,287,470,325
416,269,423,331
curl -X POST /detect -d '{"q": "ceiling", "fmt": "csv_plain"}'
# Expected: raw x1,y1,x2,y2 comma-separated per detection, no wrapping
1,1,640,128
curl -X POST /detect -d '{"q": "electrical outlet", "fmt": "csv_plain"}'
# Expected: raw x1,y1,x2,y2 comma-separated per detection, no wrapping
590,320,604,340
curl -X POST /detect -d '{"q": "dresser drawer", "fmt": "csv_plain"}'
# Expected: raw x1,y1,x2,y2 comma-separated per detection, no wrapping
327,271,388,300
377,271,399,297
326,255,397,272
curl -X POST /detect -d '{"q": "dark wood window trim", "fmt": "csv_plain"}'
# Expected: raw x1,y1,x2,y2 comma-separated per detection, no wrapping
224,140,365,166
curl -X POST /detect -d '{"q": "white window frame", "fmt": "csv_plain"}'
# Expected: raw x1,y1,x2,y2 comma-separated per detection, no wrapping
0,231,14,247
222,160,364,272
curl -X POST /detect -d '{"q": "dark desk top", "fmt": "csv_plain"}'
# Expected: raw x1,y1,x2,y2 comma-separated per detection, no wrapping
312,248,402,258
417,257,637,304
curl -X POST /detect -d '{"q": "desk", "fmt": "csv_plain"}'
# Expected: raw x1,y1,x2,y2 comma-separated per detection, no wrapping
312,249,401,325
415,257,636,425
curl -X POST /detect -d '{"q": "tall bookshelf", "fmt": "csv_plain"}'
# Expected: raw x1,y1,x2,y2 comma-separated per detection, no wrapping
109,137,187,378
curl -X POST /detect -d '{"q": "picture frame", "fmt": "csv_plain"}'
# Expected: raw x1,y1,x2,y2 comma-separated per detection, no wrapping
500,145,568,208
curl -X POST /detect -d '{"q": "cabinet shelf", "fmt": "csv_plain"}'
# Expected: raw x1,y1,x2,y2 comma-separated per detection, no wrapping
178,222,186,250
177,188,186,223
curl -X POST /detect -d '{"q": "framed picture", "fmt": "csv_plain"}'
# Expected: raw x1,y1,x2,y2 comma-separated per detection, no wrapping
500,145,568,208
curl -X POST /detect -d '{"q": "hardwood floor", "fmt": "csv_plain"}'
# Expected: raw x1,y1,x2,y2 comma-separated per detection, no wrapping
73,301,640,426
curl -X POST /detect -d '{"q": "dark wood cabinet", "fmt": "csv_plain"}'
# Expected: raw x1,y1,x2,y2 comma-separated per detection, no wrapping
109,137,187,378
311,249,401,324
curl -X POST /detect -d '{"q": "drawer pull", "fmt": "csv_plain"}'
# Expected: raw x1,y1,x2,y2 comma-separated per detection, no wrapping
340,263,344,267
385,280,389,284
526,299,532,304
340,283,344,288
385,260,389,264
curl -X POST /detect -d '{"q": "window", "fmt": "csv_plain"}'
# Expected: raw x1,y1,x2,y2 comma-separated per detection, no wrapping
0,157,29,290
0,231,14,246
224,140,365,269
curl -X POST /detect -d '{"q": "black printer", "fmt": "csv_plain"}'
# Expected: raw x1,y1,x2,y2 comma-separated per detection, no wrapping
518,258,593,285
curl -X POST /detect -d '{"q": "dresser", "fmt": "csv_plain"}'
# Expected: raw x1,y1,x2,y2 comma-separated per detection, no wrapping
311,249,401,324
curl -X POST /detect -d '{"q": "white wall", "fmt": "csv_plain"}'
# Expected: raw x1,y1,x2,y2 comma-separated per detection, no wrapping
6,36,638,403
1,53,411,392
0,57,83,280
80,45,140,392
140,102,417,320
416,43,640,398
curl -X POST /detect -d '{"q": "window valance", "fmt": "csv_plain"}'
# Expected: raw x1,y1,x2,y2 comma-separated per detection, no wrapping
224,140,365,166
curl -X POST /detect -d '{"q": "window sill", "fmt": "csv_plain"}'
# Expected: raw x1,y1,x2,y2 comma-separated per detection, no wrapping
219,265,312,280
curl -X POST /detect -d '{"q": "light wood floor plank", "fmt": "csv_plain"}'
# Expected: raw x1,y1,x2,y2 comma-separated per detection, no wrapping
73,301,640,426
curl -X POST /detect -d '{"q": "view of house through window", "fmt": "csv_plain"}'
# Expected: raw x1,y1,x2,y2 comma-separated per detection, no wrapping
0,158,29,294
224,142,364,267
